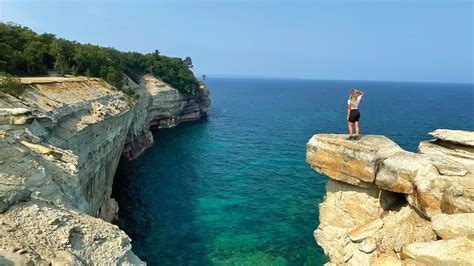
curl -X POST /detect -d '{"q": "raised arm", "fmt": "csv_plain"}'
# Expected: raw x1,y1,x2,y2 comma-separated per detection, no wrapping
357,90,364,97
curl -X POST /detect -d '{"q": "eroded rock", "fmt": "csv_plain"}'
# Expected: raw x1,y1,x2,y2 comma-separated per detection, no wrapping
429,129,474,147
1,77,147,264
307,130,474,265
314,179,434,265
401,237,474,265
122,74,210,160
0,201,145,265
306,134,403,187
431,213,474,240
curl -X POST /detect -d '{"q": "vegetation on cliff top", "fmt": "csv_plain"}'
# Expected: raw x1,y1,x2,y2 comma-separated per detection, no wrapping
0,22,201,94
0,72,26,97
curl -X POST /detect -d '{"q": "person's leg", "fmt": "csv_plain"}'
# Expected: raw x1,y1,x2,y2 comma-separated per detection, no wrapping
348,122,353,136
355,121,359,137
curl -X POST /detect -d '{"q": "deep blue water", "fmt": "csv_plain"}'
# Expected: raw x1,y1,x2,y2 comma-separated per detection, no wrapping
113,78,473,265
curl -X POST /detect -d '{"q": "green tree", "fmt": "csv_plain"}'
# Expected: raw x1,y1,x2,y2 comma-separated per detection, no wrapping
183,56,193,69
0,43,14,72
51,39,75,75
0,22,204,94
22,41,48,74
105,66,123,88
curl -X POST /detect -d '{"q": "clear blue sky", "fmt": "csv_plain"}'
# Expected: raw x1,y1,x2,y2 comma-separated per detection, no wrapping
1,0,472,83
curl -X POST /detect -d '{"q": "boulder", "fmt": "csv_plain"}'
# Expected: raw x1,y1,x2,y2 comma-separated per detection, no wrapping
401,237,474,265
431,213,474,239
348,219,384,242
306,134,403,187
307,133,473,218
358,238,377,253
419,140,474,173
306,131,474,265
314,180,397,264
429,129,474,147
314,180,434,265
439,177,474,214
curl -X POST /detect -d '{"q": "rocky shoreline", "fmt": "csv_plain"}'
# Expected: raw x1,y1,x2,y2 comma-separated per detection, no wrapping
0,75,210,264
306,129,474,265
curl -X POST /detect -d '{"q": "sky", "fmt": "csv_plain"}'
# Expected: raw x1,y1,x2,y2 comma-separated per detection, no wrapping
0,0,472,83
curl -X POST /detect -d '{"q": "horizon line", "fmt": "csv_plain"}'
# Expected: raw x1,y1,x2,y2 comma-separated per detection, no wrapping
196,74,474,85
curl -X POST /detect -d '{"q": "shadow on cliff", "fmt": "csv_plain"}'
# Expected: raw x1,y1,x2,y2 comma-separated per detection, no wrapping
112,119,211,265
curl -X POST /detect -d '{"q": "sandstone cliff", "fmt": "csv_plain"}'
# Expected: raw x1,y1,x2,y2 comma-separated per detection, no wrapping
0,75,210,264
306,130,474,265
122,74,210,159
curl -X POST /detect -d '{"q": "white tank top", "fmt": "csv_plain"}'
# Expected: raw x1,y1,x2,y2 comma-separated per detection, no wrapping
347,95,362,110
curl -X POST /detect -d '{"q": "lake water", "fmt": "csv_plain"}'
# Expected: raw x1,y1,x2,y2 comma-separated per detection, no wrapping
113,78,473,265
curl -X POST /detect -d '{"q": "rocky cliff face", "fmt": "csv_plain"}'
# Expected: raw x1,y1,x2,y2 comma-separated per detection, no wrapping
0,75,210,264
122,74,210,160
306,130,474,265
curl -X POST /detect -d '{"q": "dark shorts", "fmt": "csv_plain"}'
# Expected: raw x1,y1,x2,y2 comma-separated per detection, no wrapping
349,109,360,123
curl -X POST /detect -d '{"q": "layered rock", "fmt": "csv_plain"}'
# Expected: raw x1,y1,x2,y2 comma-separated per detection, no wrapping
0,77,144,264
1,77,134,218
307,129,474,265
122,74,210,159
0,75,209,264
0,201,142,265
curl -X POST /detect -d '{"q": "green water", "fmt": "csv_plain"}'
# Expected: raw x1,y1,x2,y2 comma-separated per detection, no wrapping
113,78,474,265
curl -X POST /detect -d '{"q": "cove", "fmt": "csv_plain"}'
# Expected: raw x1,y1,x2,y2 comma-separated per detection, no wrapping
112,78,474,265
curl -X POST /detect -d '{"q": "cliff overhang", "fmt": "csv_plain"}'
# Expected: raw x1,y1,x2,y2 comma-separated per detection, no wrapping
306,130,474,265
0,75,210,264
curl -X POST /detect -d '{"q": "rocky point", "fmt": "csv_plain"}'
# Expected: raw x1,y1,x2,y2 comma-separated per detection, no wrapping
306,129,474,265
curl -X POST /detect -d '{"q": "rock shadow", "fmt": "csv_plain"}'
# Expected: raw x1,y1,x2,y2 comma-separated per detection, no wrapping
112,122,211,265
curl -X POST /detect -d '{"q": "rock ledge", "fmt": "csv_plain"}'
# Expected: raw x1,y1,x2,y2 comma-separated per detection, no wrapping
307,129,474,265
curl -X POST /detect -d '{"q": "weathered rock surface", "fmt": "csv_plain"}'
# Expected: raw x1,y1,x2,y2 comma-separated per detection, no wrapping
306,134,403,187
308,132,473,218
122,74,210,159
314,180,434,265
0,77,145,264
0,76,210,265
401,237,474,265
0,201,143,265
307,130,474,265
429,129,474,147
431,213,474,240
1,75,210,264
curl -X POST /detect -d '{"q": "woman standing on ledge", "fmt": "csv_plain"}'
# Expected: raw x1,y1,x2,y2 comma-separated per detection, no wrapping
347,88,364,140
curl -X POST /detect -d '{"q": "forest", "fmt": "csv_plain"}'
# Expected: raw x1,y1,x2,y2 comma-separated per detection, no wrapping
0,22,200,94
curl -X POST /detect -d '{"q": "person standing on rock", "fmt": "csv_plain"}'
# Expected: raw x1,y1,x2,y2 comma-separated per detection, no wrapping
347,88,364,140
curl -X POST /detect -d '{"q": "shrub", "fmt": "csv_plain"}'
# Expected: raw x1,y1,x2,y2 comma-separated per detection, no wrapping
0,73,26,97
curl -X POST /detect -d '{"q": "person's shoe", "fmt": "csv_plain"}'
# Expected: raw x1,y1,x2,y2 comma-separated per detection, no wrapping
346,135,354,140
353,135,359,140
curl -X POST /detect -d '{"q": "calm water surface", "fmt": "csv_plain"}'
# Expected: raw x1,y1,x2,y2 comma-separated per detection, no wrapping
113,78,473,265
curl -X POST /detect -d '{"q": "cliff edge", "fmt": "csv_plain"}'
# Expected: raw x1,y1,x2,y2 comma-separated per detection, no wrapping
122,74,210,160
306,130,474,265
0,75,210,264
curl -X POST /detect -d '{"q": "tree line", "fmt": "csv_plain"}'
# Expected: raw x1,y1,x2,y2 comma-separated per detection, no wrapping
0,22,200,94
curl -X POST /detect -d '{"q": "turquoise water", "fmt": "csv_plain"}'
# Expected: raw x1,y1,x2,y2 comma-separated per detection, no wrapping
113,78,473,265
